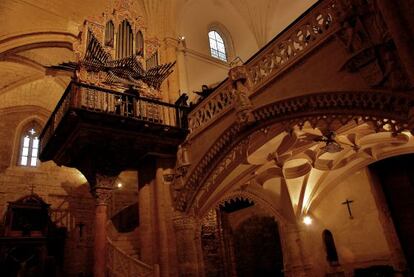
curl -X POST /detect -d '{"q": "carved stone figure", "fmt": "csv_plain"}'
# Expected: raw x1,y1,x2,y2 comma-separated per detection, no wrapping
228,65,255,125
175,143,191,177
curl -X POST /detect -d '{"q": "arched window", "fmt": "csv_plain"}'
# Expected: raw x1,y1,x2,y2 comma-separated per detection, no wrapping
116,20,133,59
322,229,339,265
208,30,227,62
136,30,144,56
18,122,41,167
105,20,115,47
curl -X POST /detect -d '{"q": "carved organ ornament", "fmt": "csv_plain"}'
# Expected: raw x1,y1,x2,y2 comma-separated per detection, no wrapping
52,0,174,99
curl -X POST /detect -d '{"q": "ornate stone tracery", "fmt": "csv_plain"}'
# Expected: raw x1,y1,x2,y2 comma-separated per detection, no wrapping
174,89,414,212
335,0,411,89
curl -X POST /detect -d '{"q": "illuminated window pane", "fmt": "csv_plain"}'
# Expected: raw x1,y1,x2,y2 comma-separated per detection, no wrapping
30,157,37,166
32,148,38,158
208,31,227,62
21,156,28,166
23,136,30,147
33,138,39,148
22,147,29,156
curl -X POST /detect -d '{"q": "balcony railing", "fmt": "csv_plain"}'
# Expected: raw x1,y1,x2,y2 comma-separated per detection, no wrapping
187,0,339,137
39,82,189,152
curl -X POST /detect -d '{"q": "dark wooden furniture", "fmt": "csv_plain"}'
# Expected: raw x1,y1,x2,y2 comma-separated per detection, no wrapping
0,194,66,277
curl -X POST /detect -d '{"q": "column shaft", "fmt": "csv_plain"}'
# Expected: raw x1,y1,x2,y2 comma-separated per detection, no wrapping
94,204,108,277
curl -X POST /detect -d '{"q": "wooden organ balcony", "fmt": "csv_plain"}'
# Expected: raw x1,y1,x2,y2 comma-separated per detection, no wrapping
39,82,189,177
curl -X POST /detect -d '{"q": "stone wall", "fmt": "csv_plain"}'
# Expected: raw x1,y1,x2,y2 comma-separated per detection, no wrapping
305,168,394,276
0,107,95,276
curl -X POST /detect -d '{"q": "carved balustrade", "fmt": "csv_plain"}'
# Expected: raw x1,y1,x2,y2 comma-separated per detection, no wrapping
247,0,337,88
187,0,339,137
188,81,234,135
107,238,153,277
39,82,189,152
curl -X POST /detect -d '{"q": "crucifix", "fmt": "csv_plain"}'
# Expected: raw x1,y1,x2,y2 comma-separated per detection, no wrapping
342,199,354,219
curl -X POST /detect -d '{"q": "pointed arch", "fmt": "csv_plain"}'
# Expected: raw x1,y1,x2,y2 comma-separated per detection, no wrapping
116,20,133,59
135,30,144,56
105,20,115,47
17,120,42,167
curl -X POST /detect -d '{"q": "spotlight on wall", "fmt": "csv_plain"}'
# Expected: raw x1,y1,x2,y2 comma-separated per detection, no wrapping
303,215,313,225
117,183,123,188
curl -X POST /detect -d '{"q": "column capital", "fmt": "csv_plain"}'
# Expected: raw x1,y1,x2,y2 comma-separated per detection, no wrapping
173,214,198,231
92,174,117,205
163,37,179,49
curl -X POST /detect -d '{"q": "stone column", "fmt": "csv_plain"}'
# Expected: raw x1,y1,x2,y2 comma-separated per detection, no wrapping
162,37,180,103
282,223,312,277
154,159,179,277
138,161,156,266
173,215,202,277
177,40,189,94
92,174,116,277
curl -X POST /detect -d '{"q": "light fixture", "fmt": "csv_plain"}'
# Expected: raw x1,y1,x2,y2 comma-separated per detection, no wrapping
303,215,312,225
117,183,123,188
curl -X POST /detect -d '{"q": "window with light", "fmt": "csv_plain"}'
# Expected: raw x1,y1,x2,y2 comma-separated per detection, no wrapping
19,125,40,167
208,30,227,62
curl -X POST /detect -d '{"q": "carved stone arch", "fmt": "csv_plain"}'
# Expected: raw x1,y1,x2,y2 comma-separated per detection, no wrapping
199,189,289,226
175,89,414,212
198,189,289,277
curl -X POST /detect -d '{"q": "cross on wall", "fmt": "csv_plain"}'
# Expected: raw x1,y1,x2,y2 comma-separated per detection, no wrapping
342,199,354,219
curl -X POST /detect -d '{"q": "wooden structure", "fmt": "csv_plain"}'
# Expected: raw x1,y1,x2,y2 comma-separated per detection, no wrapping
0,194,66,277
39,81,189,181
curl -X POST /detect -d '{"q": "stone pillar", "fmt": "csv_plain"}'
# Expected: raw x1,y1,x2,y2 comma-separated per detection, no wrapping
138,158,179,276
173,215,202,277
154,159,179,277
177,40,189,94
282,223,312,277
162,37,180,103
92,174,116,277
138,161,156,266
377,0,414,85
